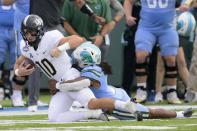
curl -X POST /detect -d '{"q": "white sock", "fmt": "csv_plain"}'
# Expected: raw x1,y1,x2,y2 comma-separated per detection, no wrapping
114,100,128,112
167,85,176,90
176,111,184,118
137,82,146,88
12,90,22,98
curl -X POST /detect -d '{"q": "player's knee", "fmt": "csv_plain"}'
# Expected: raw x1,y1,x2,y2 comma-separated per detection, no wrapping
88,98,98,109
164,61,178,79
12,75,28,86
135,58,148,77
136,51,149,63
164,56,176,67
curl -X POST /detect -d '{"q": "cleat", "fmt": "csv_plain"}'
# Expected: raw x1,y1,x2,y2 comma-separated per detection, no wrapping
28,105,38,112
155,92,163,102
134,111,143,121
184,91,197,103
37,100,48,107
183,108,193,118
98,113,109,121
167,90,181,104
136,88,147,103
11,96,25,107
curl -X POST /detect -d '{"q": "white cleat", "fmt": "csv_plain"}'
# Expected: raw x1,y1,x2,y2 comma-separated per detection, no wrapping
155,92,163,102
184,91,197,103
37,100,48,107
28,105,38,112
11,96,25,107
167,91,181,104
135,88,147,103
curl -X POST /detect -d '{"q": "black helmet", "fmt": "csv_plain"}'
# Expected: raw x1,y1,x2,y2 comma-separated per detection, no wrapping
21,14,44,49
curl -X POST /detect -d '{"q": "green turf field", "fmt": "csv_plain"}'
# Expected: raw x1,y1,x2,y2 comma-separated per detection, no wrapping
1,94,197,130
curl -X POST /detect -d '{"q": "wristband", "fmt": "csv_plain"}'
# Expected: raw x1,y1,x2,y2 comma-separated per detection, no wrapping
15,69,20,76
57,42,70,52
113,19,118,24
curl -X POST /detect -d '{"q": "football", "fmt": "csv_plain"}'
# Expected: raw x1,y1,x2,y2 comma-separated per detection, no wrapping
176,12,196,37
22,59,35,69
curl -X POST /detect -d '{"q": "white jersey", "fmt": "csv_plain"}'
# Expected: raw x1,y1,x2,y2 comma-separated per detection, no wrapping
20,30,77,81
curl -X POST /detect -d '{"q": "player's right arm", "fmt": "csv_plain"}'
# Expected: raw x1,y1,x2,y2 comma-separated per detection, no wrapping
50,35,85,58
14,55,35,77
124,0,137,27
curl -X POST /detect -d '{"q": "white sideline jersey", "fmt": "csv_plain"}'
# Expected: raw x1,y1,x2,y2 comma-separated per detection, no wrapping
20,30,79,81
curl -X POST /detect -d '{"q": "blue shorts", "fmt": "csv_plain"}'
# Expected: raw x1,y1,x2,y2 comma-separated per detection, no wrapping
135,27,179,56
0,26,15,69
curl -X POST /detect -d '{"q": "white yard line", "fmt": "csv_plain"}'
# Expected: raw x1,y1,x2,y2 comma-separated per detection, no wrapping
0,105,197,116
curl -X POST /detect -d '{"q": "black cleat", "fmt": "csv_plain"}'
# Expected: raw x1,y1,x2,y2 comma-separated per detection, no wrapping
183,108,193,118
134,111,143,121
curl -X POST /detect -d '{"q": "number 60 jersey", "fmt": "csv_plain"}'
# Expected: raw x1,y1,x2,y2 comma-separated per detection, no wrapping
20,30,77,81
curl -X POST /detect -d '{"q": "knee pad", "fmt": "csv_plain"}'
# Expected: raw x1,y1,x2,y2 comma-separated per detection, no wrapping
12,75,28,85
164,62,178,79
135,60,148,77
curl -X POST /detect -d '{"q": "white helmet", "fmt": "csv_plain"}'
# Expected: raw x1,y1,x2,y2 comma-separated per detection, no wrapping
72,41,101,68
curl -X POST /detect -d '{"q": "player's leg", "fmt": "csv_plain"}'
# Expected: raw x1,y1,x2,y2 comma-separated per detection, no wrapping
27,67,42,112
159,29,181,104
48,92,102,122
135,28,156,103
6,30,16,100
148,107,193,118
11,31,25,107
155,51,164,102
185,31,197,102
0,30,8,103
11,75,27,106
68,88,109,120
177,46,189,86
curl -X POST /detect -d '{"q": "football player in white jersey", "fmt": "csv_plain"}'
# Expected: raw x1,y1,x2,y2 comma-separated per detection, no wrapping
14,14,138,122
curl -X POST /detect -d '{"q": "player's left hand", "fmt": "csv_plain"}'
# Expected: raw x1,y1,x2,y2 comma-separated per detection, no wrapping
50,47,61,58
90,35,104,47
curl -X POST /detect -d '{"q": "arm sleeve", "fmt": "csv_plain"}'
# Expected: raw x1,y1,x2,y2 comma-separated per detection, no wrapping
81,68,102,82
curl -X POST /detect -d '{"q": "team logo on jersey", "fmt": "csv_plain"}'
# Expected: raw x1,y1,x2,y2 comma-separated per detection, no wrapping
23,45,29,52
23,44,30,52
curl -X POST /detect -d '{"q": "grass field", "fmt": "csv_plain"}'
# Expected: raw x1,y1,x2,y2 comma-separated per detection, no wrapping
1,94,197,130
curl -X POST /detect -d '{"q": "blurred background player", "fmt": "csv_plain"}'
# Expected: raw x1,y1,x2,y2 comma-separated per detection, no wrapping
0,1,15,109
125,0,183,104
